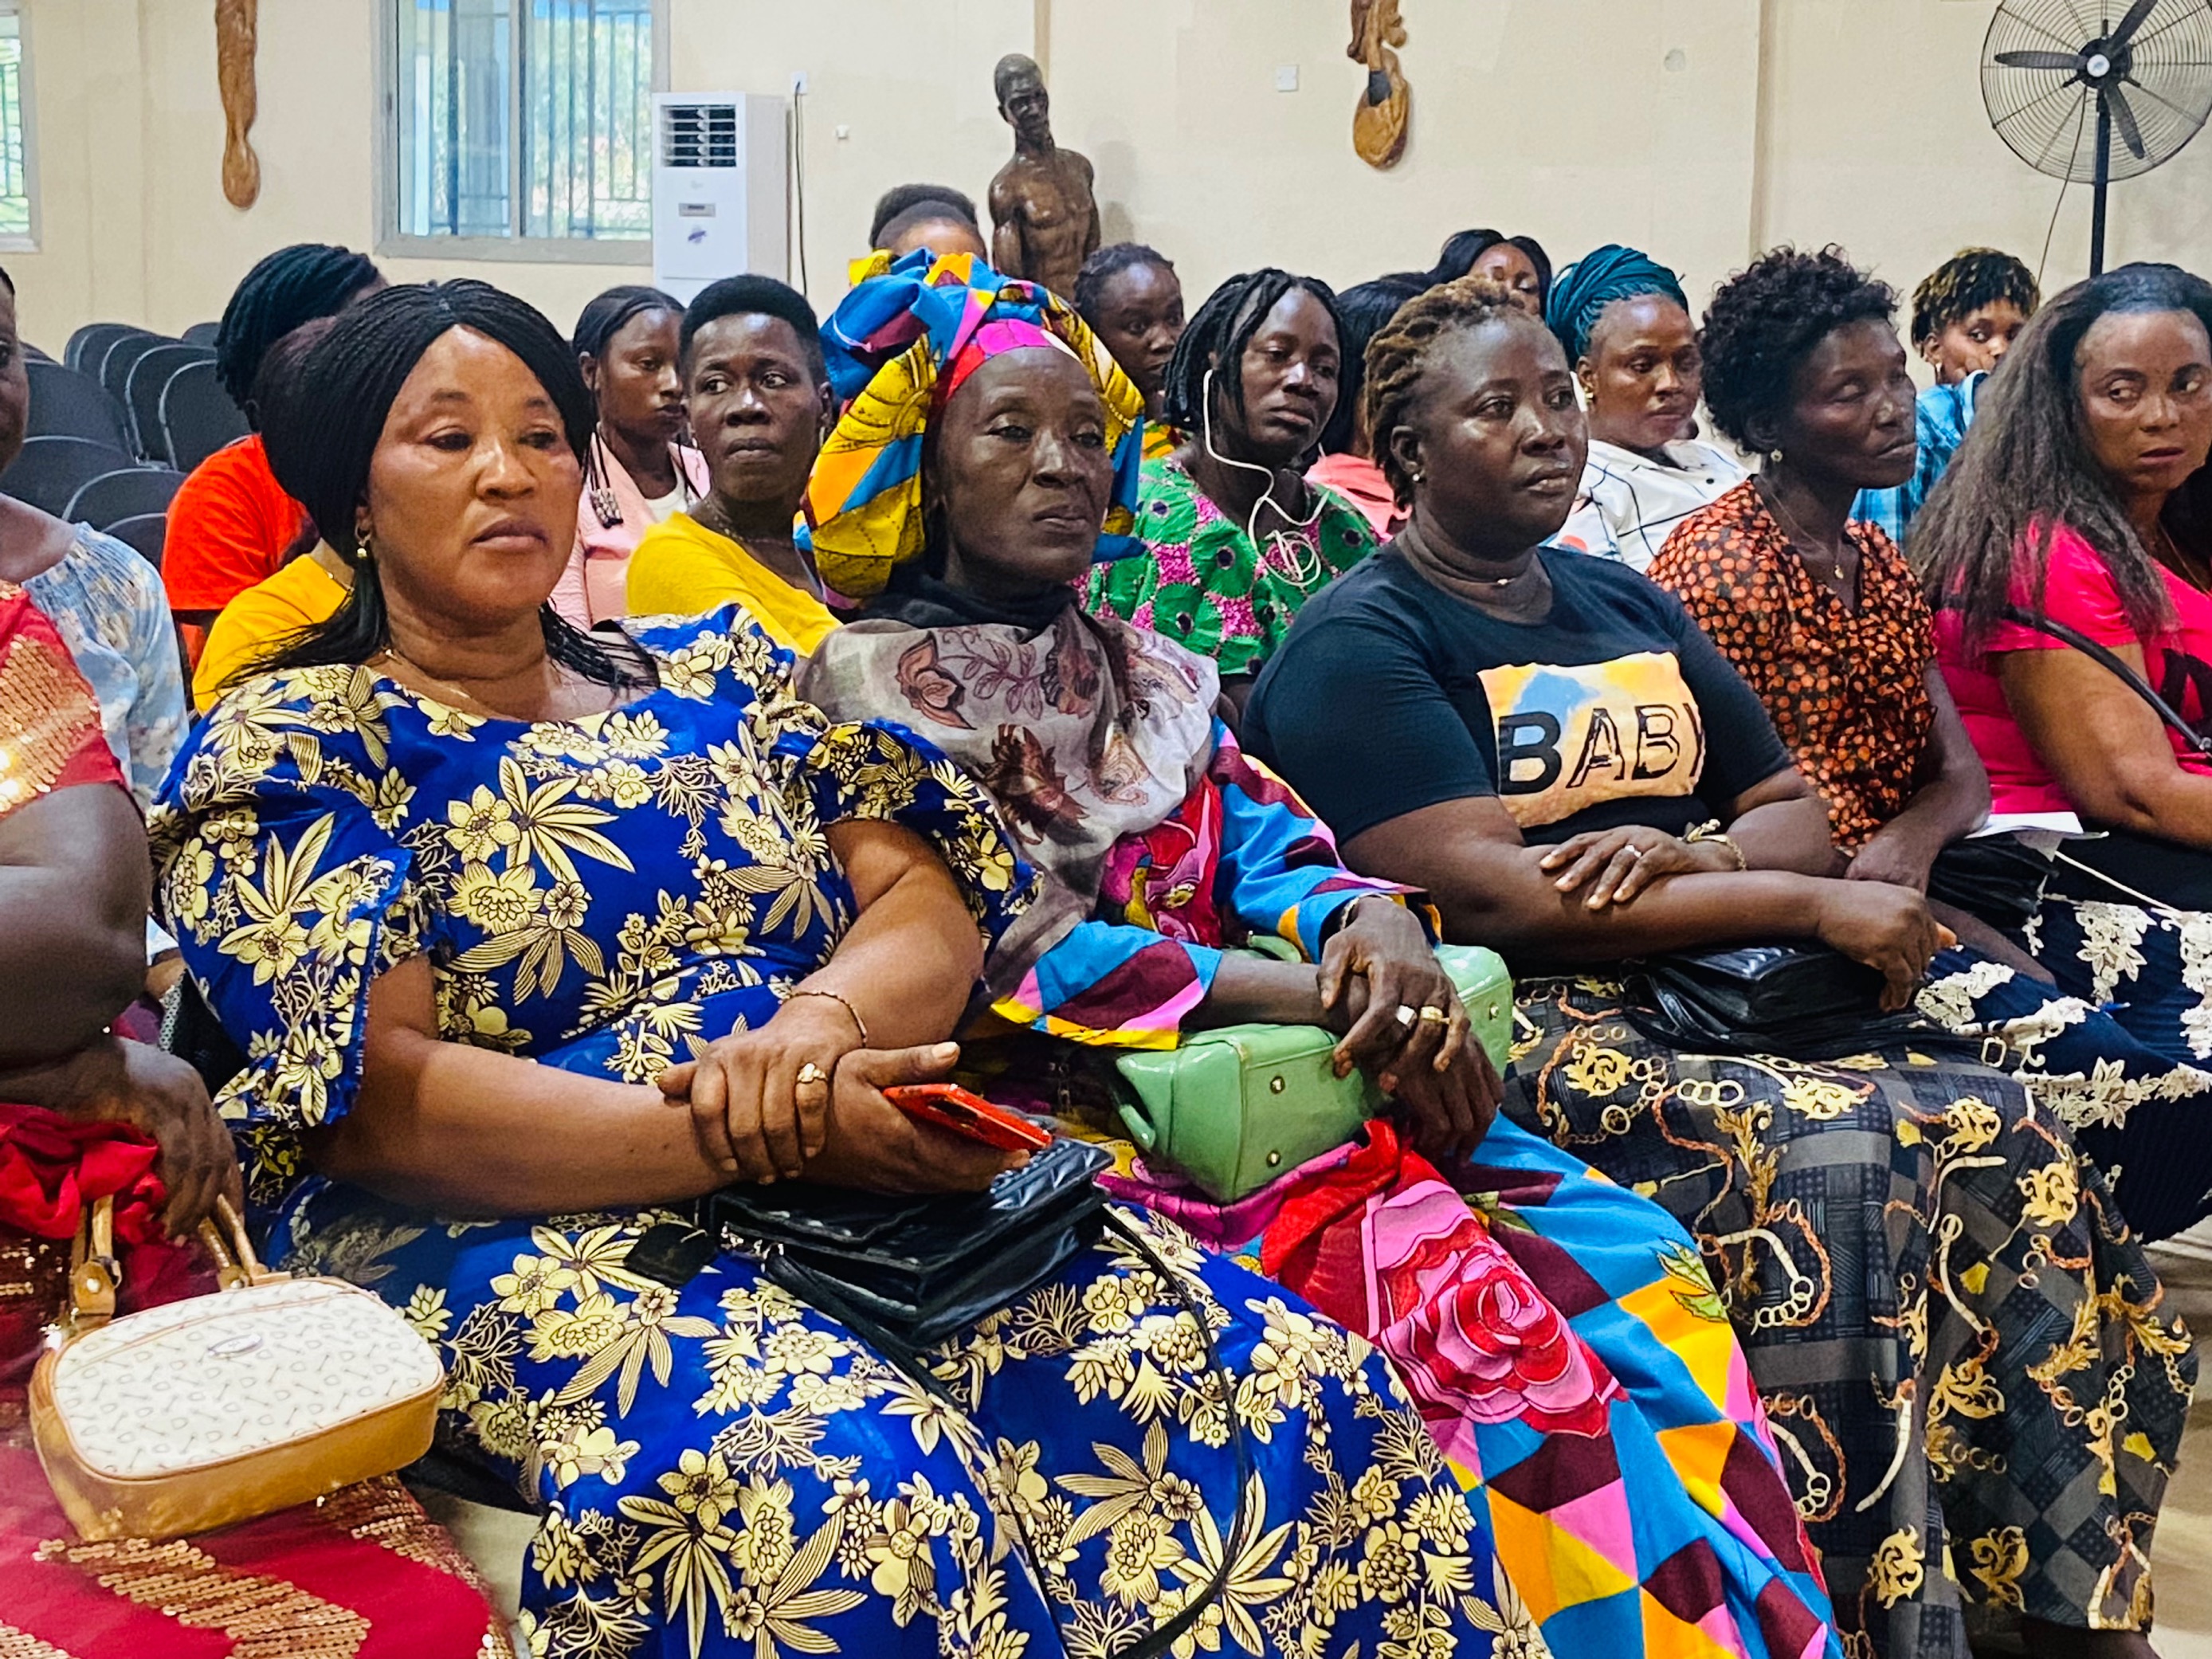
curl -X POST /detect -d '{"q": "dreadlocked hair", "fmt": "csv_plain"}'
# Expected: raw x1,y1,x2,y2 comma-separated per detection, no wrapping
1698,246,1896,451
1912,248,2040,349
1915,261,2212,657
250,280,657,696
214,242,381,410
1072,243,1175,325
1161,267,1343,437
1363,276,1534,504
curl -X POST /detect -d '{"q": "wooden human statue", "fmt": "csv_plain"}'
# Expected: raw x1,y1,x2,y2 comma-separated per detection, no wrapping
1349,0,1410,170
217,0,261,209
986,54,1100,300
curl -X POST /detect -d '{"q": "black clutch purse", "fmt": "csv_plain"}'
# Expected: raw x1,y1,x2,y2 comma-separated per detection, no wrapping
707,1134,1112,1351
1927,835,2053,931
1630,943,1938,1061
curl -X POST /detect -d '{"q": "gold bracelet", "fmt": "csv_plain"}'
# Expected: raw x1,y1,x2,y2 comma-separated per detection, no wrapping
1684,820,1749,872
783,988,869,1045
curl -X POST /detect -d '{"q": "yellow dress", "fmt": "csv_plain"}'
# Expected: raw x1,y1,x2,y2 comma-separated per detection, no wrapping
626,512,839,652
191,551,347,710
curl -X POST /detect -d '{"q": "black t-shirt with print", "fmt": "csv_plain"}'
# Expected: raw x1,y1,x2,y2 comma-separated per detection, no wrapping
1244,546,1794,846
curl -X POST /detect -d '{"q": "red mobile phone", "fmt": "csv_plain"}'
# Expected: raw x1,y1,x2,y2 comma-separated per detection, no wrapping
883,1084,1053,1153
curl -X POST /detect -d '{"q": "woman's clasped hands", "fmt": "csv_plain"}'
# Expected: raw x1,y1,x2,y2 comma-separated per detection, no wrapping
657,996,1021,1196
1318,898,1503,1169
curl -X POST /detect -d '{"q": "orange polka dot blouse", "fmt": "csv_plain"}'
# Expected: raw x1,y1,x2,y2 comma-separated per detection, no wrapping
1648,479,1933,852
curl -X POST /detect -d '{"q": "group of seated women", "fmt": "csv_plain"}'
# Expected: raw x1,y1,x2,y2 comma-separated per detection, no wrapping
13,207,2212,1659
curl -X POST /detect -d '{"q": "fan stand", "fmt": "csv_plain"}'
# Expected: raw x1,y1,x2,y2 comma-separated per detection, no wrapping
2092,90,2112,276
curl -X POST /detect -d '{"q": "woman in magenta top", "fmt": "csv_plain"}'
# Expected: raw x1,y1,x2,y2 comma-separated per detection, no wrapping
1920,262,2212,1237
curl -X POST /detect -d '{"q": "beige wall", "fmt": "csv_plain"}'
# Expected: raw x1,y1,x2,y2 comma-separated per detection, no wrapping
10,0,2212,357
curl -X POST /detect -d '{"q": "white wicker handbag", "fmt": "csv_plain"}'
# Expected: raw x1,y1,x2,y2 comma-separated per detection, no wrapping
29,1195,444,1540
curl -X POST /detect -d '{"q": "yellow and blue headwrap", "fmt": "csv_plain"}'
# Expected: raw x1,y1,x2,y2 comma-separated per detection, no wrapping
798,249,1147,598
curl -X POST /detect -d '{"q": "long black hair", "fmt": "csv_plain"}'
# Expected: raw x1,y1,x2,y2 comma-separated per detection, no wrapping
1161,268,1343,440
214,242,381,411
253,280,655,692
1916,261,2212,654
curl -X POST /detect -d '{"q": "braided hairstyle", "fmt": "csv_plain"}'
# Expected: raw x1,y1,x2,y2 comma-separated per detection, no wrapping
1363,275,1532,503
1916,262,2212,653
1161,268,1343,439
1912,247,2039,350
214,242,381,412
1697,245,1896,451
254,280,656,693
573,284,684,362
1318,276,1424,456
1072,243,1175,325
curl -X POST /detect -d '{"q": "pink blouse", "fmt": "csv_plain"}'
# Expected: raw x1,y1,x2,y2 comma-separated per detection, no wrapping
551,441,711,628
1934,524,2212,814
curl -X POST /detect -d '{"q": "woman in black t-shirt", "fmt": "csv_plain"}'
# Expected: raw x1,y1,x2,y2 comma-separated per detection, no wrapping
1245,278,2191,1659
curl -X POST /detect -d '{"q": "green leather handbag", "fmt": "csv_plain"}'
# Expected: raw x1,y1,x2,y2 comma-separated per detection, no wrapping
1112,944,1514,1202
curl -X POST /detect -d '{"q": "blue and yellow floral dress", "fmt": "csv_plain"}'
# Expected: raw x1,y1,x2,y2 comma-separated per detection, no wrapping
151,610,1508,1659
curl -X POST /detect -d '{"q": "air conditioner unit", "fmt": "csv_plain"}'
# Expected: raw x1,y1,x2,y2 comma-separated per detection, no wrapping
652,93,789,304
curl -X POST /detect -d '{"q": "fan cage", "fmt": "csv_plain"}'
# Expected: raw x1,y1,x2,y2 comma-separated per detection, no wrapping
1983,0,2212,183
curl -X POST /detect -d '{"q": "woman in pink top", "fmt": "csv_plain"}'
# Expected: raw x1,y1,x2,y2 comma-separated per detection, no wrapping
1921,262,2212,1239
554,286,709,627
1304,276,1426,538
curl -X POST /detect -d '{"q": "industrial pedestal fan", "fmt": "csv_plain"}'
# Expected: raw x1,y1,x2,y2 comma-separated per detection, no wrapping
1982,0,2212,274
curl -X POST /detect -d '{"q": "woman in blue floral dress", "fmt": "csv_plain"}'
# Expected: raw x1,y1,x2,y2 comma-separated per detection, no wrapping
152,279,1504,1659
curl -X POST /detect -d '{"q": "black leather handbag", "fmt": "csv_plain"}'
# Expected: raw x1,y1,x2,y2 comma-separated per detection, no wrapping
710,1134,1258,1659
1630,943,1940,1061
708,1134,1112,1351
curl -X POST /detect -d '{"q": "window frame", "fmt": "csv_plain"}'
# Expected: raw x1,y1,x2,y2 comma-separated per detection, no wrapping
374,0,667,265
0,1,41,255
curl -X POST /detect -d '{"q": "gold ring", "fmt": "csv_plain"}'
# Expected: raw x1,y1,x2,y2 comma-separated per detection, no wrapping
1418,1006,1449,1026
795,1061,829,1087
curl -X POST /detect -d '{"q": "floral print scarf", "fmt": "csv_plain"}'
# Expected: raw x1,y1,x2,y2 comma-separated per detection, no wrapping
802,579,1220,987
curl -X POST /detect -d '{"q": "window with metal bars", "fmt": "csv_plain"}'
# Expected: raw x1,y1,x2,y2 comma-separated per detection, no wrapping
384,0,661,258
0,6,35,246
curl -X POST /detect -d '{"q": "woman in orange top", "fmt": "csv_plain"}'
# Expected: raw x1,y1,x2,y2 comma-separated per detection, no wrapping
162,243,381,658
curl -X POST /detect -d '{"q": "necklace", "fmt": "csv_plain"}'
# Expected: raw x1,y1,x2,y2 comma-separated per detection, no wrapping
692,497,829,603
2152,520,2212,594
1759,475,1857,598
1403,524,1528,587
371,644,585,721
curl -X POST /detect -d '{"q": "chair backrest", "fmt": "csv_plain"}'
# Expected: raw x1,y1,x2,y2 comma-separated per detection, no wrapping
65,322,136,375
181,320,222,349
0,436,131,516
98,332,168,409
25,360,131,450
101,512,169,568
63,466,185,529
125,343,214,463
160,362,251,474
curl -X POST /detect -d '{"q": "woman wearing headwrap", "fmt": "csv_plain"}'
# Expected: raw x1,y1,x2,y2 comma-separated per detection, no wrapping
163,241,384,657
801,255,1845,1659
1547,245,1745,571
158,273,1502,1659
552,284,708,628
